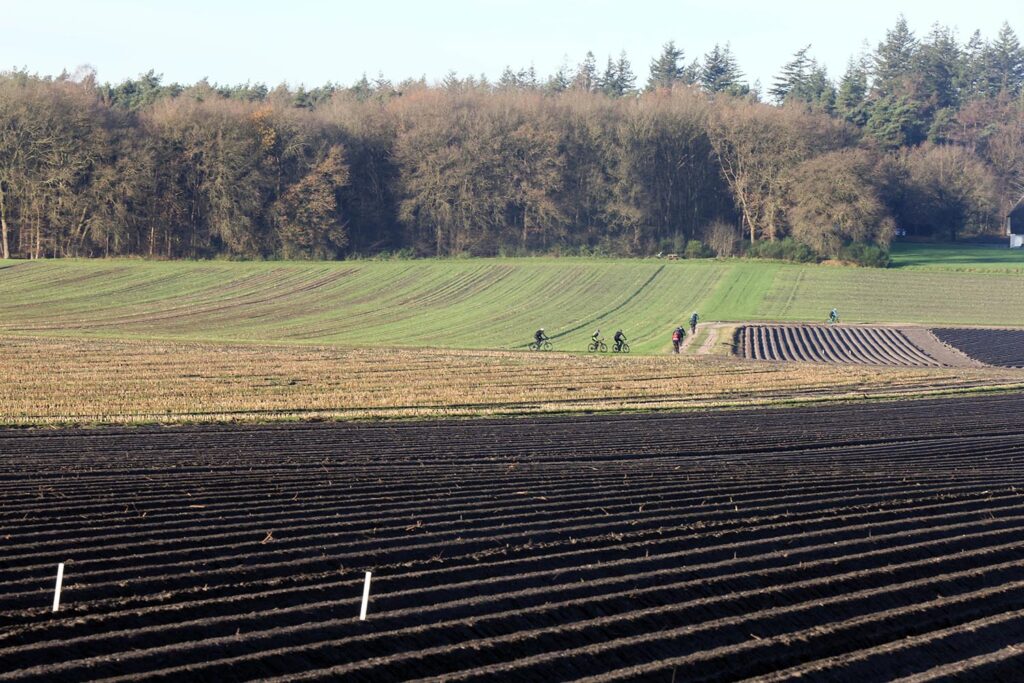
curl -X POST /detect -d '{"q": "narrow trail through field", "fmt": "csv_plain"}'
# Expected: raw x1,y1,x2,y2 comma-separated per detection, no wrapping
3,393,1024,681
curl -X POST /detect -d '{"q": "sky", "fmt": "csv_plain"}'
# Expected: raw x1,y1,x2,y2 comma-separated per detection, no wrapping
2,0,1018,91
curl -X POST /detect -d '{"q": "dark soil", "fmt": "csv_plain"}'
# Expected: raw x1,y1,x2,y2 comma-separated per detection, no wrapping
932,328,1024,368
3,394,1024,681
736,324,942,366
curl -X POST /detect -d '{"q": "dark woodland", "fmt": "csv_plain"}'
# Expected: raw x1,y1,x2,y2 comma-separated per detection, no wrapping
1,17,1022,264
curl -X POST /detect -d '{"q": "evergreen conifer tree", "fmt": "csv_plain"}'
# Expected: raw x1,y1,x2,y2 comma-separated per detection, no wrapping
914,24,961,110
701,43,744,94
769,45,812,103
873,15,918,96
647,41,686,90
615,51,637,95
546,62,571,92
794,60,836,112
836,58,870,125
988,22,1024,95
958,30,987,98
597,56,618,95
498,66,520,89
573,51,598,91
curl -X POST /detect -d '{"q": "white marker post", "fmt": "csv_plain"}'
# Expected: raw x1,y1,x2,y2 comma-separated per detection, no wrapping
52,563,65,613
359,571,372,621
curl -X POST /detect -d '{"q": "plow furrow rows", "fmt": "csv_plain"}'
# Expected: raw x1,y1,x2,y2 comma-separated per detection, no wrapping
3,393,1024,680
932,327,1024,368
738,325,943,366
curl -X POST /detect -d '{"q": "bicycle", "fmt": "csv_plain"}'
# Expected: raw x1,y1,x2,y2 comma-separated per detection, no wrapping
529,339,553,351
587,339,608,353
613,341,630,353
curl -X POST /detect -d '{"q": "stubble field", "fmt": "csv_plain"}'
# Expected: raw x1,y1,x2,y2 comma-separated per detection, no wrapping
2,335,1021,427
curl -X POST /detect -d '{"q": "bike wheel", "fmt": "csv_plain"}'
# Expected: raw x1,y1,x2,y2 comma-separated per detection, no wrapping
542,341,553,351
621,342,630,353
588,342,598,352
599,342,607,352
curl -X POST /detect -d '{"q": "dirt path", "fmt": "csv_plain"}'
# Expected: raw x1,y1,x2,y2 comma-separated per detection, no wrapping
697,326,718,354
899,326,987,368
678,324,701,353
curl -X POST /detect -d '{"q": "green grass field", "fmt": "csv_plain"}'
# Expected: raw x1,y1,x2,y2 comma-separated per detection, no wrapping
890,242,1024,272
1,244,1022,354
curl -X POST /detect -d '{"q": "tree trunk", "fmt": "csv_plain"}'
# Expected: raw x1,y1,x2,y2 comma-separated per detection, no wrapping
0,184,9,260
34,208,41,260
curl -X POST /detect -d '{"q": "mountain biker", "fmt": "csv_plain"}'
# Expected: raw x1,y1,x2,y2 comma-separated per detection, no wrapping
534,328,548,346
671,326,684,353
689,312,699,335
614,329,627,352
592,328,601,343
829,308,839,324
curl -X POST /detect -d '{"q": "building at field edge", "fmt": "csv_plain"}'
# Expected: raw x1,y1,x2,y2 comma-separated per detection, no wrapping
1008,194,1024,249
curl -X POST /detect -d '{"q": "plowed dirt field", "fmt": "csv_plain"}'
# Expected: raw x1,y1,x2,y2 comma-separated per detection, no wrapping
737,325,942,366
932,328,1024,368
3,394,1024,681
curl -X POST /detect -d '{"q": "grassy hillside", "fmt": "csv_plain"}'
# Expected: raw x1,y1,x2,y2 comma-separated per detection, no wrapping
1,245,1022,354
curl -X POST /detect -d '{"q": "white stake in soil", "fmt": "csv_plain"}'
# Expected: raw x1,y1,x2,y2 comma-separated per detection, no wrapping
359,571,372,621
52,563,65,613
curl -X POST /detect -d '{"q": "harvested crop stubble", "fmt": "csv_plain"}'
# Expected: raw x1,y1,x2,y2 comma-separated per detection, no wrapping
2,336,1021,426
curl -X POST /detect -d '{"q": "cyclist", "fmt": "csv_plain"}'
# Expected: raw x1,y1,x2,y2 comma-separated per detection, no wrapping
591,328,601,344
671,326,684,353
689,312,699,335
534,328,548,347
614,329,627,352
828,308,839,325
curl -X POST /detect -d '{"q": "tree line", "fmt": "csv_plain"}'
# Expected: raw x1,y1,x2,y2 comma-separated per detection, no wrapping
1,16,1022,264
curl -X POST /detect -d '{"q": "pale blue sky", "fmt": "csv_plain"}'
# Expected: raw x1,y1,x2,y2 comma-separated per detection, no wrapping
2,0,1018,90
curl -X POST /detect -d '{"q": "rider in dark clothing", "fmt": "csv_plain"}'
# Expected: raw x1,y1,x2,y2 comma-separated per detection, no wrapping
672,326,683,353
535,328,547,344
689,312,699,335
614,329,626,351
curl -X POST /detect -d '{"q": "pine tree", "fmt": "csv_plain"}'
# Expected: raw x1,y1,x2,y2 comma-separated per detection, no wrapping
682,59,702,84
518,65,539,89
701,43,745,94
573,51,598,91
836,58,870,125
497,66,520,89
987,22,1024,95
792,59,836,112
769,45,812,103
597,56,618,95
873,15,918,96
350,74,372,101
546,62,571,92
865,93,925,147
615,51,637,95
914,24,961,110
958,30,987,98
647,41,686,90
